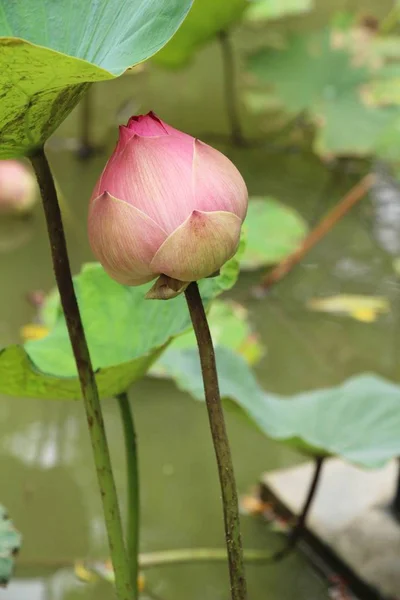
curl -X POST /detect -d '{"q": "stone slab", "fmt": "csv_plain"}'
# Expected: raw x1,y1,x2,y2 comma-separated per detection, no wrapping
262,459,400,598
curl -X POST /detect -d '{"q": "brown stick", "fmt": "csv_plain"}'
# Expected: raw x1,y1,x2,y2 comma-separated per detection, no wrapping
258,174,376,291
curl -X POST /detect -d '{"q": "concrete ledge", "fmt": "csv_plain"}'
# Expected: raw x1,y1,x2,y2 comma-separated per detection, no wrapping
261,459,400,599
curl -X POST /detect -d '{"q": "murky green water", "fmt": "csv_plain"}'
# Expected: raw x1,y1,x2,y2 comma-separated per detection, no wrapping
1,1,397,598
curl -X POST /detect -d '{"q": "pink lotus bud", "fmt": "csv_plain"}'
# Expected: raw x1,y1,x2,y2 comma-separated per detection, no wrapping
0,160,37,215
88,112,247,287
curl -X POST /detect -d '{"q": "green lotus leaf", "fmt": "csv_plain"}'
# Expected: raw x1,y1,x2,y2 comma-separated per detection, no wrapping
159,345,400,469
0,0,193,156
153,0,246,68
246,27,400,157
241,197,307,270
0,251,240,401
0,504,22,586
245,0,313,23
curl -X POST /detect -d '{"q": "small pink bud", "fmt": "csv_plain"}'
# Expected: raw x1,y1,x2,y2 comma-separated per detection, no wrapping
88,112,248,287
0,160,37,215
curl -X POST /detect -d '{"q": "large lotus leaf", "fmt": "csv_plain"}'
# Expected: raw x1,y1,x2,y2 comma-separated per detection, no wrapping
0,0,193,157
152,0,246,68
246,28,400,158
0,254,239,401
158,345,400,469
0,504,22,586
241,197,307,270
245,0,313,23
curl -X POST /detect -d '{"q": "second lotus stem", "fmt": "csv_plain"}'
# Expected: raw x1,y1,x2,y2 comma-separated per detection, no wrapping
184,282,247,600
218,30,245,146
117,391,140,597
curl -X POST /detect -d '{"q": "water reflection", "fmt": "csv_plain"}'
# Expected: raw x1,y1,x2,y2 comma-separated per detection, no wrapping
0,216,34,254
5,578,44,600
5,570,117,600
3,409,79,469
372,163,400,257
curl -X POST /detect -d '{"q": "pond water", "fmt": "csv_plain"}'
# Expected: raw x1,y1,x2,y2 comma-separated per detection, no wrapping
0,1,397,599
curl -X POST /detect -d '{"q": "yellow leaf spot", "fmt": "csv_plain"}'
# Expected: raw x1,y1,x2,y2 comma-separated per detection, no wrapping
74,561,97,583
20,324,49,342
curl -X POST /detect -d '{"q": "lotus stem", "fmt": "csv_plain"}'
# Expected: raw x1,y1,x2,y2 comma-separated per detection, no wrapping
29,147,133,600
273,456,324,561
184,282,247,600
390,458,400,523
77,85,96,159
140,548,269,568
17,547,275,571
218,30,245,147
117,391,140,596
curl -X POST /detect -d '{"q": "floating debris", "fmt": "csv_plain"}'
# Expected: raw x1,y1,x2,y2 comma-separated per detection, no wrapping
74,559,145,591
306,295,390,322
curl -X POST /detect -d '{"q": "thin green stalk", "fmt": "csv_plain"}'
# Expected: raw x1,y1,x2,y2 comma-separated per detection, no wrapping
140,548,270,568
30,147,133,600
17,547,273,570
218,30,245,147
77,85,96,160
184,282,247,600
117,391,140,597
